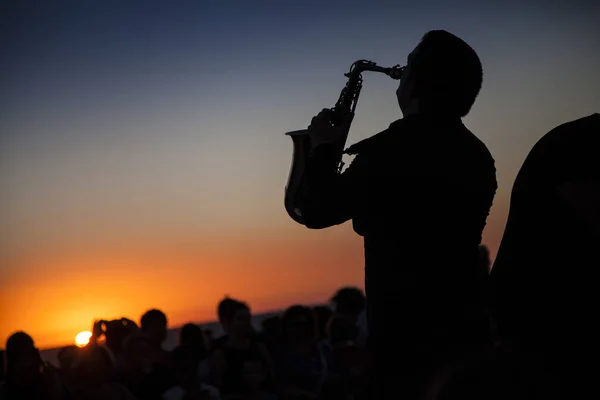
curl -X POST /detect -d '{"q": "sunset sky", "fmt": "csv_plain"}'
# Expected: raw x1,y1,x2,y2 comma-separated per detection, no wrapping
1,1,599,349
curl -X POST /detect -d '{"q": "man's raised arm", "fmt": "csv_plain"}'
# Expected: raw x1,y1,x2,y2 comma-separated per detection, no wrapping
301,111,366,229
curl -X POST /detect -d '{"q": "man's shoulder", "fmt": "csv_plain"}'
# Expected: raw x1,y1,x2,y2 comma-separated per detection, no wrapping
345,119,407,156
528,113,600,162
515,113,600,189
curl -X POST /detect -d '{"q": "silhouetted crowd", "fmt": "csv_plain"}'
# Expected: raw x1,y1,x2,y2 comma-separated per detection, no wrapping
0,285,381,400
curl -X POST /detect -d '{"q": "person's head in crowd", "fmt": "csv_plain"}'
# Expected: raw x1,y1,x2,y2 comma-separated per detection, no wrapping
98,318,139,355
217,296,238,334
67,345,115,395
57,345,79,371
140,309,168,349
180,323,208,358
313,305,333,340
4,331,43,387
281,305,317,345
218,298,253,340
330,287,366,323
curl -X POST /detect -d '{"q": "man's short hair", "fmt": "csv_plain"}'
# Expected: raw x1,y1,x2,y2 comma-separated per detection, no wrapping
330,287,366,316
140,309,167,329
5,331,35,362
413,30,483,117
217,297,249,322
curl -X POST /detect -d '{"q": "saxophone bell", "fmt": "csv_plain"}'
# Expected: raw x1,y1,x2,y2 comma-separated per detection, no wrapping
284,129,311,223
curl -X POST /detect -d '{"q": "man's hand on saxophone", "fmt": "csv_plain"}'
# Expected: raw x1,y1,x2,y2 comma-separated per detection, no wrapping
307,108,354,150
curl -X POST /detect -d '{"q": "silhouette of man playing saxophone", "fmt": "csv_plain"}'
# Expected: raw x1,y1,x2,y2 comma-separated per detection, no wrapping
301,30,498,399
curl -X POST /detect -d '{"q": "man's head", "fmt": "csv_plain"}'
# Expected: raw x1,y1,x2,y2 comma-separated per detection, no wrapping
140,309,168,347
217,297,239,326
103,318,139,353
330,287,366,322
57,345,79,371
281,305,317,344
397,30,483,118
4,331,42,386
218,298,252,338
179,323,208,358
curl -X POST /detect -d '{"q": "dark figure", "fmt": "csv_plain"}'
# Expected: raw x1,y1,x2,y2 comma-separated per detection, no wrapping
140,309,169,358
478,244,491,274
162,346,220,400
329,287,365,326
326,315,368,400
0,350,5,382
203,329,214,351
302,30,497,398
490,113,600,399
0,332,63,400
477,244,494,333
119,333,167,400
140,309,175,398
329,287,366,347
180,324,209,358
260,316,282,355
311,306,332,342
91,317,139,374
57,345,79,372
273,305,331,399
180,323,211,383
66,344,135,400
212,297,242,350
210,299,273,398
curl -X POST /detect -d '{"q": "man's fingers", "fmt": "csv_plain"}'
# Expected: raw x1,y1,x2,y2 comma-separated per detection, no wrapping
310,113,331,129
309,109,353,131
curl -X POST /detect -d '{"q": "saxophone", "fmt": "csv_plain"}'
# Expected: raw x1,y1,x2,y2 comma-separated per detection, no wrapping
284,59,403,225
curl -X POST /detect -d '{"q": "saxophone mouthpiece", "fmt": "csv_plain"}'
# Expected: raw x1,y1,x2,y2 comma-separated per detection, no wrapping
388,65,404,80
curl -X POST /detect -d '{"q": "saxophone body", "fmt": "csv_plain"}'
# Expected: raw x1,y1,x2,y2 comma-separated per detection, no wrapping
284,59,403,225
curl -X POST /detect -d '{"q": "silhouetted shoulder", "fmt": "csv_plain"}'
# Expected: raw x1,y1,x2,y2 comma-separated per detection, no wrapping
516,113,600,187
531,112,600,151
548,112,599,135
345,118,406,156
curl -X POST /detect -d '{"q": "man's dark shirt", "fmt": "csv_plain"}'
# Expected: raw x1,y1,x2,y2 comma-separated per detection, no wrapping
301,114,497,378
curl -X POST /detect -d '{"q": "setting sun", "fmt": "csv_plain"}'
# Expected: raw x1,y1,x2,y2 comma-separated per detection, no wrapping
75,331,92,347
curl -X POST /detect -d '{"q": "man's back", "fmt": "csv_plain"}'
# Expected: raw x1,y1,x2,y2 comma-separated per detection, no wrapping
303,113,496,356
336,114,496,398
348,115,496,297
490,114,600,398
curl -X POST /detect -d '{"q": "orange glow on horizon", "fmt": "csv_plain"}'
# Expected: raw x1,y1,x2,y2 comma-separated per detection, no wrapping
0,228,366,349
